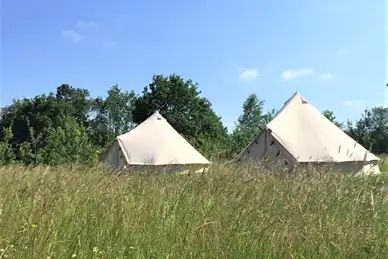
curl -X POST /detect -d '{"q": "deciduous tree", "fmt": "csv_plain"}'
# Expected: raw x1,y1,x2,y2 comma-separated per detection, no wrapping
323,110,344,128
132,74,228,156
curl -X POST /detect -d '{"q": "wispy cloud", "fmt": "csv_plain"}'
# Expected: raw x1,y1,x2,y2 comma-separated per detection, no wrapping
281,68,315,80
62,20,117,45
239,68,259,81
76,20,98,28
343,100,364,107
320,73,335,80
61,30,84,42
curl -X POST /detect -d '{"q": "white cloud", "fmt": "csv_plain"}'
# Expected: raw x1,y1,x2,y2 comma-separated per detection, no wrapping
320,73,334,80
76,20,98,28
239,68,259,81
281,68,315,80
343,100,364,107
61,30,84,42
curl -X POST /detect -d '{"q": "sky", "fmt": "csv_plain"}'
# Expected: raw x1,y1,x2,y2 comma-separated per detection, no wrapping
1,0,386,131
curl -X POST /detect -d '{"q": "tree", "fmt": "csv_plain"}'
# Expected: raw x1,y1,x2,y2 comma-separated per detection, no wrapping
0,84,95,163
132,74,228,156
89,85,137,147
230,94,266,156
262,108,277,125
0,125,16,165
323,110,344,128
55,84,93,127
41,116,98,165
346,107,388,154
17,118,44,164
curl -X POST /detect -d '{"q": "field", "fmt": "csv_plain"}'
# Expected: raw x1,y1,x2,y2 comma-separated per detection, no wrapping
1,158,388,259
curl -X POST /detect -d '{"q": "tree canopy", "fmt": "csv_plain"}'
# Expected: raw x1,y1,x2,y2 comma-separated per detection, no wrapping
0,74,386,166
132,74,229,157
323,110,344,129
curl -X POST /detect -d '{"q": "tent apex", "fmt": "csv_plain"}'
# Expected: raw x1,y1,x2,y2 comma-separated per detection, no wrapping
152,110,163,120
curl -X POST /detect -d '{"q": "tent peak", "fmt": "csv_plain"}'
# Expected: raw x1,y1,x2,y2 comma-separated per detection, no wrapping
288,91,308,104
151,110,163,120
109,109,211,167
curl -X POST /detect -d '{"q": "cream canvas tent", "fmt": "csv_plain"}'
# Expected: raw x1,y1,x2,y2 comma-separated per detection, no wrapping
102,110,211,172
239,91,380,175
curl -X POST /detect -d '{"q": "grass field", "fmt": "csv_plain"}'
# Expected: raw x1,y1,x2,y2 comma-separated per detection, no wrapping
380,155,388,172
1,162,388,259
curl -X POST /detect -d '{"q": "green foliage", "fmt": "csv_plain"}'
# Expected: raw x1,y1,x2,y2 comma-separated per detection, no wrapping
17,118,44,164
41,116,98,166
2,165,388,258
55,84,93,126
323,109,344,128
89,85,137,148
0,73,386,166
0,126,16,165
262,108,277,125
230,94,274,157
346,107,388,154
132,74,229,154
0,84,94,157
380,155,388,172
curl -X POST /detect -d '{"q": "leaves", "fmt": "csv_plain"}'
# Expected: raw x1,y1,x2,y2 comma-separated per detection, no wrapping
41,116,98,165
230,94,269,156
323,110,344,129
0,74,386,167
346,107,388,154
132,74,229,155
88,85,137,148
0,125,16,165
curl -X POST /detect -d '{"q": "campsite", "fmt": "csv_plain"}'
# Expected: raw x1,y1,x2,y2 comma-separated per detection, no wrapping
2,1,386,258
0,78,387,258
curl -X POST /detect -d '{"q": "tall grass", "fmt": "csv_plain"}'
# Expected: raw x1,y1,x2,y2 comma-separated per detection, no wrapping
1,164,388,258
379,154,388,172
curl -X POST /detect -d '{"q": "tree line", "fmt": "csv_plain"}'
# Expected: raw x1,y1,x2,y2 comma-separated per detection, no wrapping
0,74,387,166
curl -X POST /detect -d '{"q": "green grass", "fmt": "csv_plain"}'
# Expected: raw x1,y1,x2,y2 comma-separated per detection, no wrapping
379,155,388,172
1,164,388,258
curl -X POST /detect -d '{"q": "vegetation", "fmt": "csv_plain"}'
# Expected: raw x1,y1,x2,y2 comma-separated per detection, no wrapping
0,73,387,166
1,164,388,258
0,74,387,258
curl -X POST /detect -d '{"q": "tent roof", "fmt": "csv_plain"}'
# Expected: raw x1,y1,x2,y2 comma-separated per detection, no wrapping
265,91,379,162
116,111,211,166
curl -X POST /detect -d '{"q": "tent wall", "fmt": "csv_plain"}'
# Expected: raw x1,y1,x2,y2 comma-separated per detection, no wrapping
112,111,211,167
102,140,127,170
124,163,209,174
240,130,266,162
240,130,296,169
295,161,380,175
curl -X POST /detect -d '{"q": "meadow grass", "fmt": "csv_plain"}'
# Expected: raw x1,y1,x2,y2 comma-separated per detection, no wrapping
1,164,388,258
379,154,388,172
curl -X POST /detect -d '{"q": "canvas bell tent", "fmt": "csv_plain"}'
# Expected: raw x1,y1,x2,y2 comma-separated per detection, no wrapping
238,91,380,175
101,110,211,172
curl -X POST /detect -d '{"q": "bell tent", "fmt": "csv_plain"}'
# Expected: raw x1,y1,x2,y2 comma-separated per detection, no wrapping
238,91,380,175
102,111,211,172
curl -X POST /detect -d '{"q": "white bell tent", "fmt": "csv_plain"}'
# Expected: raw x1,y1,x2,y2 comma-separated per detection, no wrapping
239,92,380,175
102,111,211,171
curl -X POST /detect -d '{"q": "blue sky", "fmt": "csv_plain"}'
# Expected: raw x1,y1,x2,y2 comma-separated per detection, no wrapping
1,0,386,130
